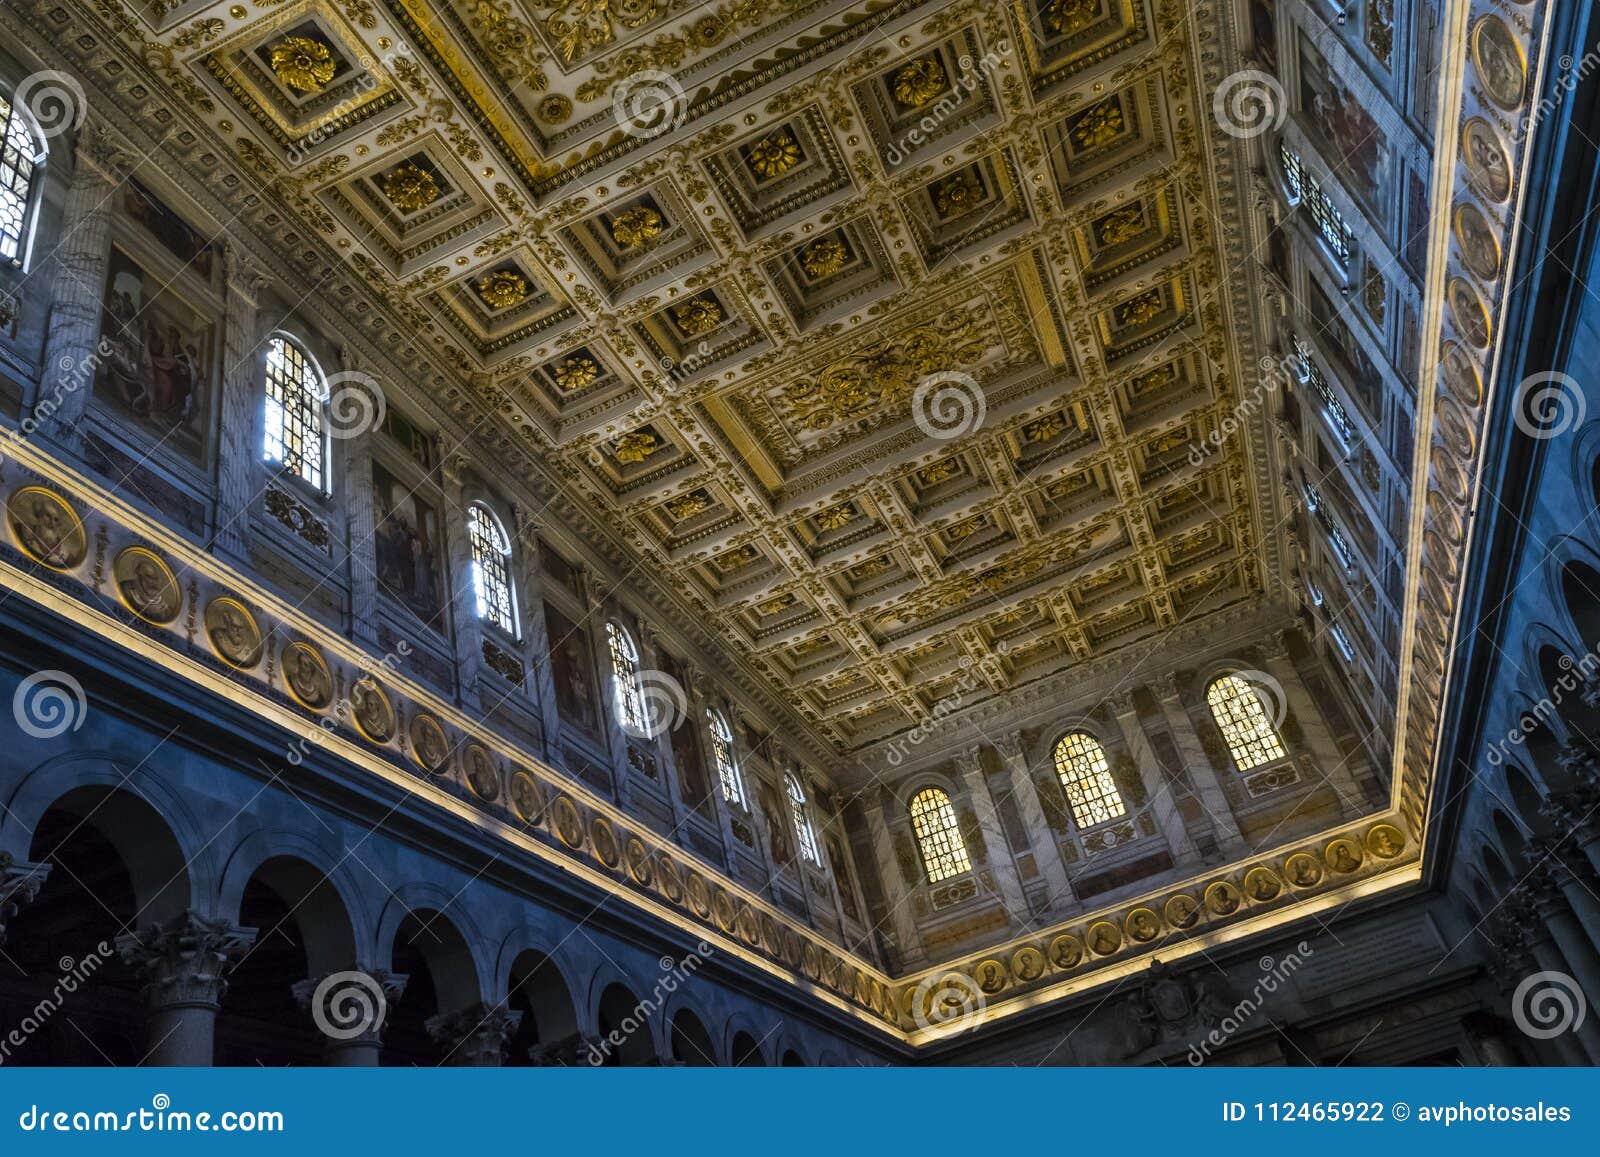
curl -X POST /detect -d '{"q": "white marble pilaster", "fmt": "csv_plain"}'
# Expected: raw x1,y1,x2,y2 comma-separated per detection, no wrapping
1109,692,1201,867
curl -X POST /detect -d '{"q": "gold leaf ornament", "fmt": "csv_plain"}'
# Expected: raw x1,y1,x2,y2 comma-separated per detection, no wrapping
673,297,723,336
475,269,529,310
800,237,848,278
269,36,338,92
553,355,599,390
934,171,985,217
748,129,801,178
892,58,947,109
611,206,664,247
613,431,660,464
381,163,441,212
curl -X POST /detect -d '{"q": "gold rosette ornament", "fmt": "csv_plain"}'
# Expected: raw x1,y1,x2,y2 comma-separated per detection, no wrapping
475,269,529,310
748,129,801,178
893,58,947,108
610,206,664,248
270,36,337,92
381,163,440,212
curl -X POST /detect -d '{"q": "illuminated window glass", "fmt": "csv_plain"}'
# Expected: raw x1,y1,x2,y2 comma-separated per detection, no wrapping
1303,482,1357,569
0,95,38,264
1206,674,1288,771
707,710,743,806
1293,336,1354,446
785,772,820,865
1330,622,1356,661
1279,144,1354,267
607,621,646,735
1051,731,1126,829
909,787,970,883
263,336,327,491
468,503,517,637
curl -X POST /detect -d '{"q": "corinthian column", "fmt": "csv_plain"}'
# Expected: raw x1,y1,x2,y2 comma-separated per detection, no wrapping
0,854,50,945
954,747,1028,927
33,125,132,449
426,1002,522,1066
291,967,407,1067
116,911,257,1066
1261,632,1366,816
858,788,925,971
990,734,1075,910
1150,674,1245,855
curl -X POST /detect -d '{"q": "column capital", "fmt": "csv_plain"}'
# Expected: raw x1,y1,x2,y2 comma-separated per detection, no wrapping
0,855,51,946
222,242,272,305
1542,782,1600,842
426,1002,523,1065
1105,687,1139,717
1148,672,1185,702
291,968,408,1049
528,1031,605,1067
74,123,137,187
115,911,257,1011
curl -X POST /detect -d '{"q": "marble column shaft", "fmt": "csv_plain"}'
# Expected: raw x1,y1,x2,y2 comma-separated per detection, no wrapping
955,752,1029,927
991,735,1075,909
859,792,924,969
1111,697,1199,867
1151,677,1245,854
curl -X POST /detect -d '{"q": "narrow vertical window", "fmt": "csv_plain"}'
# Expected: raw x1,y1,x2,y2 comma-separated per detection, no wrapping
1279,144,1354,266
606,621,645,735
785,772,820,865
1207,674,1288,771
467,502,517,637
707,709,743,806
1051,732,1126,828
263,336,327,492
0,94,39,265
909,787,970,882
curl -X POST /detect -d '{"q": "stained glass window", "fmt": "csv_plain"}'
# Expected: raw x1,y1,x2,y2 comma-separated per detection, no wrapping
785,772,820,865
606,621,645,735
468,503,517,637
1280,144,1354,267
0,95,38,264
1207,674,1288,771
909,787,970,883
263,336,327,492
707,709,743,806
1052,731,1126,828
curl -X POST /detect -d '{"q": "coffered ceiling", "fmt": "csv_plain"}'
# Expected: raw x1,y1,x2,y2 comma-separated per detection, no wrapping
33,0,1281,752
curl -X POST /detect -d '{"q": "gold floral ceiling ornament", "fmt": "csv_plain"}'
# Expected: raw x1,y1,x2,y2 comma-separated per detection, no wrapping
948,516,984,542
756,593,796,616
380,163,441,212
934,170,985,217
1116,290,1164,327
1044,0,1099,35
816,504,857,531
1131,364,1177,394
1096,205,1145,247
474,269,529,310
1023,414,1067,443
919,459,960,485
720,544,759,569
748,129,802,178
610,206,664,248
673,296,724,336
269,35,338,92
800,237,849,279
613,431,660,464
892,58,947,108
851,557,891,580
1071,99,1125,149
666,492,710,520
553,355,600,391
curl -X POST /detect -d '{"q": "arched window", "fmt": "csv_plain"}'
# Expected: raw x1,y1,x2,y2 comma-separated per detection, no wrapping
909,787,970,882
707,709,743,806
0,93,41,265
1279,143,1353,267
467,502,517,637
606,621,646,735
1051,731,1126,829
785,772,820,865
1206,674,1288,771
262,335,327,492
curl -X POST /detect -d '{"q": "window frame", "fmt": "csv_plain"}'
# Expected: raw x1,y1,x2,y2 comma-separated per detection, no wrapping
908,786,971,884
1205,672,1289,772
606,620,647,737
706,708,744,808
1278,142,1355,272
261,333,330,496
466,501,519,640
784,771,821,866
0,91,43,268
1050,730,1128,830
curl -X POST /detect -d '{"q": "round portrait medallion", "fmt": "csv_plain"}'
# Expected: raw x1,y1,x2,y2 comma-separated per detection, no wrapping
113,546,181,625
552,797,584,847
1439,341,1484,407
738,906,761,946
656,855,683,903
1448,278,1491,348
1086,920,1122,957
1453,203,1502,282
686,871,712,918
1124,906,1162,943
1325,837,1365,874
1462,118,1512,203
464,744,501,802
409,713,450,774
281,641,333,710
8,487,87,572
591,817,621,868
204,596,263,670
1011,946,1046,982
509,769,544,825
1164,893,1200,929
349,677,396,743
1366,823,1407,860
1048,934,1084,970
712,888,736,931
1284,852,1324,890
625,837,653,885
975,959,1008,994
1472,16,1527,111
1205,879,1243,916
1244,866,1283,903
